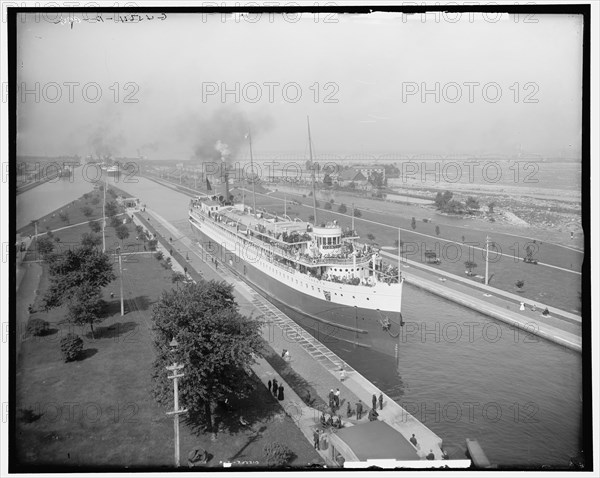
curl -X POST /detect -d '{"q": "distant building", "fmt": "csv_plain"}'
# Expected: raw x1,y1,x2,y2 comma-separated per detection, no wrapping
336,168,367,187
116,196,140,208
355,165,386,180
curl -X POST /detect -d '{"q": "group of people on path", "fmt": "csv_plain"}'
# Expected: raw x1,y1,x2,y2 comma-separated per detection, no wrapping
267,378,284,401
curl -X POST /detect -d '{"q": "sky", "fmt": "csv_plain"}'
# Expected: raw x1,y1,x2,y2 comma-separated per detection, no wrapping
16,11,583,160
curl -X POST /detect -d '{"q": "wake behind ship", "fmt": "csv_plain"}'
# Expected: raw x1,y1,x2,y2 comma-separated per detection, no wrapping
188,191,405,356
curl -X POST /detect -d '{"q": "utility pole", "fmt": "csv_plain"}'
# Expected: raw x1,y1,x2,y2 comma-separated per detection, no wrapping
485,235,490,286
102,172,106,253
166,338,187,468
117,247,124,316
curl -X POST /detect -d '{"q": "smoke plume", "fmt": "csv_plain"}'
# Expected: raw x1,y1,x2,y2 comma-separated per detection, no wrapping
188,107,273,164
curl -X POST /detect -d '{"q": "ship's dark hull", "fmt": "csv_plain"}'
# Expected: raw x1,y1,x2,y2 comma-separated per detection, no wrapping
190,221,405,357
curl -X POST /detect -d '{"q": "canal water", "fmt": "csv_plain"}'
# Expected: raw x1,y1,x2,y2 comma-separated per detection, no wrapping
16,175,583,468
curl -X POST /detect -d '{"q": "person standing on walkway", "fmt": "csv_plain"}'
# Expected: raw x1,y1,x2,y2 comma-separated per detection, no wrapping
356,400,363,420
278,384,284,401
410,434,418,447
372,394,377,411
378,392,383,410
346,402,352,418
339,366,346,382
334,389,340,409
329,389,335,410
313,429,320,450
272,378,278,396
268,380,272,392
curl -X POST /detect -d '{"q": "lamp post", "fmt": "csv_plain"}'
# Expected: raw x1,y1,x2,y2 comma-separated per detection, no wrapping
166,338,188,468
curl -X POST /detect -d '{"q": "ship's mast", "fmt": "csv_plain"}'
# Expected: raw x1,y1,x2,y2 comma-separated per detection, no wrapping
307,116,318,225
248,130,257,217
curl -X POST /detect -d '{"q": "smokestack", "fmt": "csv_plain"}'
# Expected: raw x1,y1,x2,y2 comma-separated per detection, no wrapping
223,162,230,205
215,140,231,204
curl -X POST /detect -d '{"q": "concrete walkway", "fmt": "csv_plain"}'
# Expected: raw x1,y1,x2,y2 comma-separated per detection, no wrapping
138,208,445,462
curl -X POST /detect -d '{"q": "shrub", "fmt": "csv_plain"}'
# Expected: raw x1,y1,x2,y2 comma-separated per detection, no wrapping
515,280,525,290
26,318,49,337
60,333,83,362
263,442,295,467
155,251,164,261
148,239,158,251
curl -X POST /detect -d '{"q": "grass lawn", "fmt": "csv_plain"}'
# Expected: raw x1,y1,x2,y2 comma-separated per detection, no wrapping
16,214,321,469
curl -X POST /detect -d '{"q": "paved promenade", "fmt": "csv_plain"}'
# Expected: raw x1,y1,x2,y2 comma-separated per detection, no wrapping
134,208,447,463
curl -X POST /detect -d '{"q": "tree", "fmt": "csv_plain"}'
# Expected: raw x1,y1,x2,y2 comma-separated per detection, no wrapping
81,233,102,249
465,196,480,212
464,261,477,275
411,217,416,230
105,201,118,217
308,215,315,222
367,233,375,242
89,220,102,233
65,283,106,338
435,190,454,210
323,173,332,187
369,171,384,188
435,225,440,236
487,202,496,214
353,208,362,218
91,196,100,205
151,281,263,437
337,204,347,214
43,246,115,312
329,198,335,204
59,211,70,224
36,236,55,259
81,206,94,217
115,224,130,245
324,202,332,210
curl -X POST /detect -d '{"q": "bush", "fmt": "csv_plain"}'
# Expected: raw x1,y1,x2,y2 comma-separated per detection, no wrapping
263,442,295,467
60,333,83,362
26,318,49,337
155,251,164,261
148,239,158,251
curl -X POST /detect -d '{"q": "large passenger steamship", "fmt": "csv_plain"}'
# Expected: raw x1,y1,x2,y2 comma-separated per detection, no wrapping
188,120,405,355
